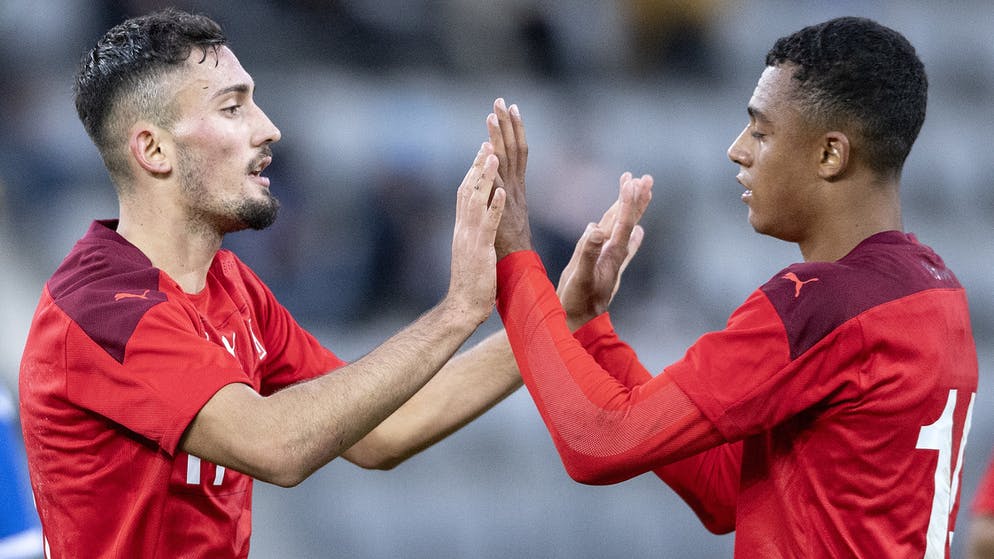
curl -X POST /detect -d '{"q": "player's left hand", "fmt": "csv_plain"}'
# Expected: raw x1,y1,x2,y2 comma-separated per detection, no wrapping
556,172,653,330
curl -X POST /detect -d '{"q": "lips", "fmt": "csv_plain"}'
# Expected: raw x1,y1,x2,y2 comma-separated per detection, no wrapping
250,155,271,175
248,155,273,187
736,173,752,202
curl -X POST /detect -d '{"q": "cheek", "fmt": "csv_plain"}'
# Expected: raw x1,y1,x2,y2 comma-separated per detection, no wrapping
179,120,238,159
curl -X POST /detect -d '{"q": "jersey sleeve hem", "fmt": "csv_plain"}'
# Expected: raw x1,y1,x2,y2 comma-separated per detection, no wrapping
161,376,252,456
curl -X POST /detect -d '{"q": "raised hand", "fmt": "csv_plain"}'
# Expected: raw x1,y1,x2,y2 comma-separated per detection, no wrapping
486,98,531,259
556,172,654,330
446,142,507,326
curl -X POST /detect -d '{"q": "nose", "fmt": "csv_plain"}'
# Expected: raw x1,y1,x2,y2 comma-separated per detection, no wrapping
254,106,282,145
727,126,751,166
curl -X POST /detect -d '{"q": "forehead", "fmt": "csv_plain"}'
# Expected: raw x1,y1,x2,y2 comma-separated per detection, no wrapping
173,46,253,105
748,65,798,123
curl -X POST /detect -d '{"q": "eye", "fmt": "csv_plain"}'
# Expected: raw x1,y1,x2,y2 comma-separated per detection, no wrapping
750,131,766,139
222,105,242,115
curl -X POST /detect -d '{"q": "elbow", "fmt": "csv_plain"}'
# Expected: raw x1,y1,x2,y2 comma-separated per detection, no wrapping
346,450,405,471
342,432,411,471
246,436,331,488
565,465,613,486
252,451,316,488
561,456,634,486
700,516,735,535
266,471,307,489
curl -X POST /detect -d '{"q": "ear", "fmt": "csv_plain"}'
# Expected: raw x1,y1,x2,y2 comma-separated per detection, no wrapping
128,123,173,176
817,132,850,180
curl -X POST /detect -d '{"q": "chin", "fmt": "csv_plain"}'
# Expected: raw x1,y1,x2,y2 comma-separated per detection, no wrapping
240,197,280,231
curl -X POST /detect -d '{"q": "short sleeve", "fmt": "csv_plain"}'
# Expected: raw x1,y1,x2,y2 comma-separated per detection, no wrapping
64,301,248,456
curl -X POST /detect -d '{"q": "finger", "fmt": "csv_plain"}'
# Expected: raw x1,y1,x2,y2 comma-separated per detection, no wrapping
595,172,632,230
619,225,644,276
509,103,528,181
457,143,483,217
599,180,640,269
610,179,640,247
472,154,499,202
562,223,595,277
557,222,597,294
612,224,645,298
474,154,500,226
494,98,518,177
490,171,504,207
486,188,507,239
618,175,654,232
574,224,607,287
632,174,654,220
459,142,492,193
597,200,620,232
618,171,633,190
486,112,507,180
462,153,498,225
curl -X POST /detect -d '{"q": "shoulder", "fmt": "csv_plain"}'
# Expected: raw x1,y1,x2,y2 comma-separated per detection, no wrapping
46,222,170,363
758,231,960,359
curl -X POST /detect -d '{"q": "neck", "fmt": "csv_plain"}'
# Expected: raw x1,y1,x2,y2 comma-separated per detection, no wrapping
117,201,223,294
797,178,903,262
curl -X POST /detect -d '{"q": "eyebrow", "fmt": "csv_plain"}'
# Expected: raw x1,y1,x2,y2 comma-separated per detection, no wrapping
747,105,772,124
211,83,251,99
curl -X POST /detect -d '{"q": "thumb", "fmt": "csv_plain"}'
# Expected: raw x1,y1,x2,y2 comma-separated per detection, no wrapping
575,223,605,280
618,225,644,277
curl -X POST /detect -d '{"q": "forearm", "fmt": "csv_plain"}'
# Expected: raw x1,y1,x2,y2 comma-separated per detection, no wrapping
183,299,483,486
343,329,521,469
498,251,723,485
573,313,653,388
572,287,740,530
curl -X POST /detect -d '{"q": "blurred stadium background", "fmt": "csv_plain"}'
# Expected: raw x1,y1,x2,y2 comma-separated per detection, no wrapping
1,1,991,557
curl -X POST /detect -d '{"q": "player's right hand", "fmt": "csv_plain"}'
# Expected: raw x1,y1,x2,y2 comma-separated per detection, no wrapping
556,172,653,330
487,98,531,259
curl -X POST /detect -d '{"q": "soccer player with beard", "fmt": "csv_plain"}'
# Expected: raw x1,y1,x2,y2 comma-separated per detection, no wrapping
18,9,519,557
489,17,977,558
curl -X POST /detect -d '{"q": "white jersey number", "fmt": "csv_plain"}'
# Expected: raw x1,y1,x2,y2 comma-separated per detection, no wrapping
916,389,974,558
186,454,226,486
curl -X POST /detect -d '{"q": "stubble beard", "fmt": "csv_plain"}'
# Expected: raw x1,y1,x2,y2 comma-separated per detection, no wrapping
177,147,281,234
237,193,280,231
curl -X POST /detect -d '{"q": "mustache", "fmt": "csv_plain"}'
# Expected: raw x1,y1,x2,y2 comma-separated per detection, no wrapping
247,146,273,174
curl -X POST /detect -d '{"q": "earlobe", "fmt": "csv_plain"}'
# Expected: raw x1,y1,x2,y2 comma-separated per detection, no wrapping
818,132,849,180
129,125,172,175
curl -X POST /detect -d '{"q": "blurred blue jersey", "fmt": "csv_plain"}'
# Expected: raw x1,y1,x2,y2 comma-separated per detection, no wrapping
0,384,42,559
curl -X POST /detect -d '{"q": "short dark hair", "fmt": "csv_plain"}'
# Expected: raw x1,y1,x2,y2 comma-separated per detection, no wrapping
74,8,227,184
766,17,927,177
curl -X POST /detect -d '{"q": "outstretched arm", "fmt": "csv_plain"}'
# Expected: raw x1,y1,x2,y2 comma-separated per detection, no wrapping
497,180,722,484
340,101,531,469
490,100,725,484
342,329,519,470
181,144,506,487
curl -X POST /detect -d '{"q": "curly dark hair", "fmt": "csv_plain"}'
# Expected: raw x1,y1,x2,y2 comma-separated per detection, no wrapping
766,17,927,177
74,8,227,184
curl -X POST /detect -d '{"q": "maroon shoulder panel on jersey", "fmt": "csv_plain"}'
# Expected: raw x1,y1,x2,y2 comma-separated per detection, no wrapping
47,221,167,363
759,231,962,360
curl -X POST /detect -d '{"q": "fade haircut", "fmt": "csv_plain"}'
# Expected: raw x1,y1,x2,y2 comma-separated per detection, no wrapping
74,8,227,187
766,17,927,177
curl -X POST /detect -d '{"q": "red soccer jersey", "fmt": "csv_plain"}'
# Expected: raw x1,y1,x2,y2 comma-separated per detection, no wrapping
19,220,345,558
497,231,977,558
